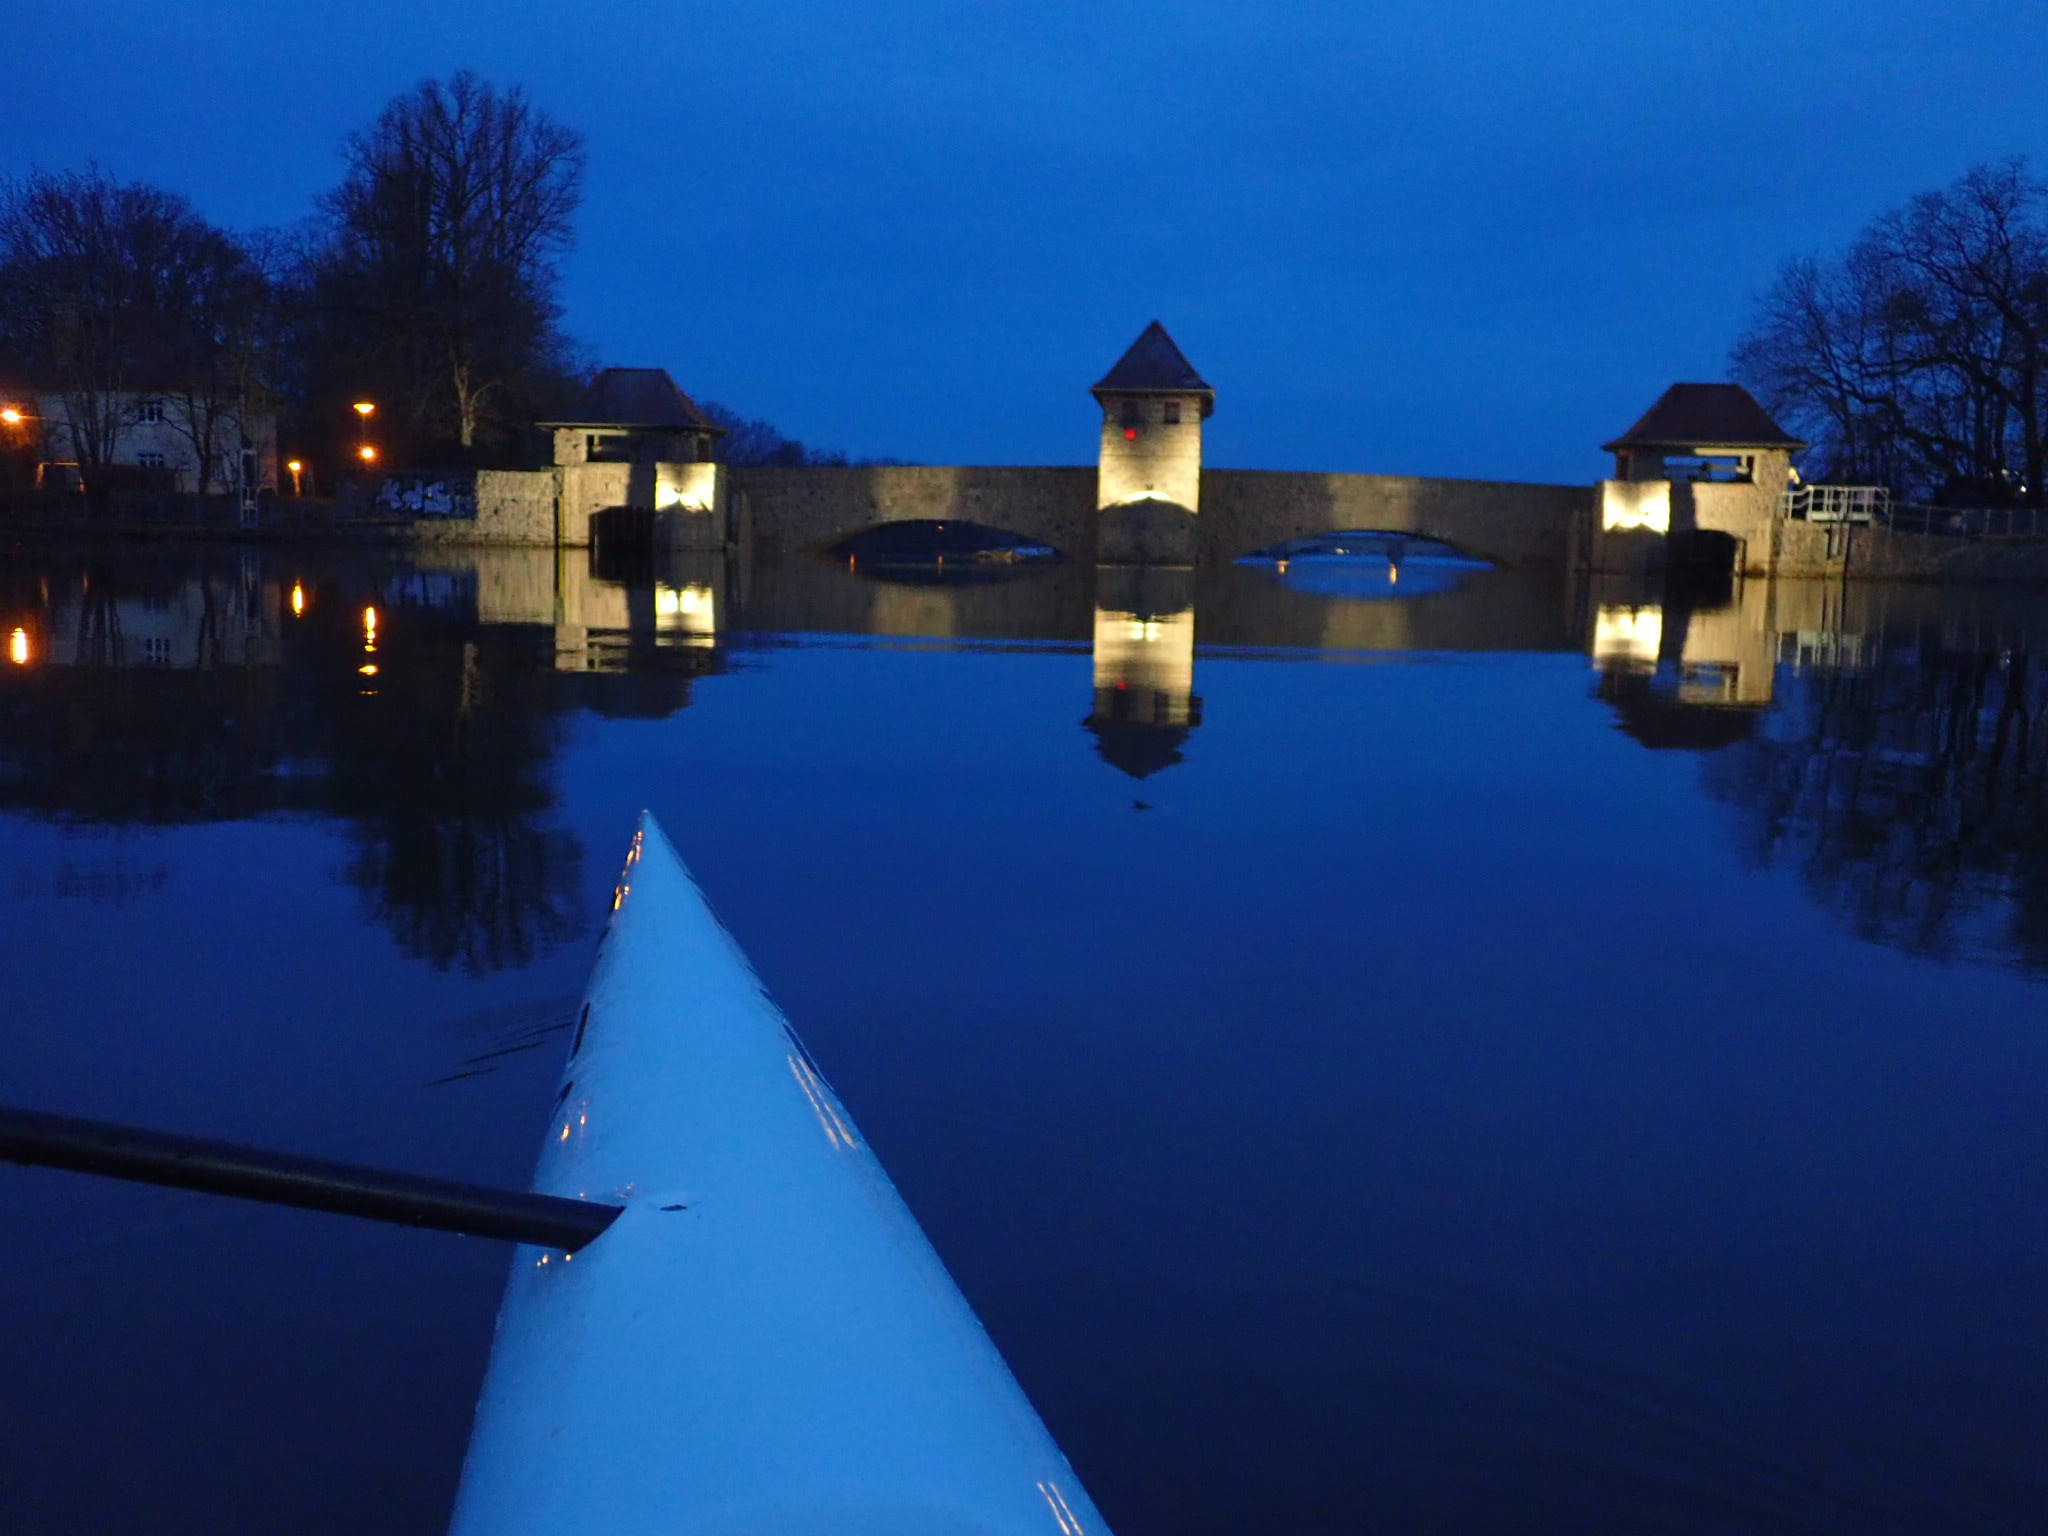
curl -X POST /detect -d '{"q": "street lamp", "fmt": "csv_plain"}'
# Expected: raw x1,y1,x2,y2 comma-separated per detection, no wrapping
286,459,304,495
350,402,377,474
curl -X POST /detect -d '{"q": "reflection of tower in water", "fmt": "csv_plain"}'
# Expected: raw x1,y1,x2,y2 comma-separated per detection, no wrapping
1084,567,1201,779
1589,579,1780,749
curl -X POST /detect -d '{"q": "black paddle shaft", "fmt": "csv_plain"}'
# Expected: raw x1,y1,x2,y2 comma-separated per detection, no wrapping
0,1104,622,1252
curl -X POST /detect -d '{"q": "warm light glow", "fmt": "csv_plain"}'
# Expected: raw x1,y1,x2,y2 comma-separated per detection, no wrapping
362,606,378,646
357,445,378,463
286,459,302,473
358,663,378,676
1592,605,1664,671
1601,479,1672,534
290,582,305,616
0,407,21,425
7,628,28,665
352,401,376,418
1389,565,1399,585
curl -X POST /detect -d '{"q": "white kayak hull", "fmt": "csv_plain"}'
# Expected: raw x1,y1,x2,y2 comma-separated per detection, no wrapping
449,814,1108,1536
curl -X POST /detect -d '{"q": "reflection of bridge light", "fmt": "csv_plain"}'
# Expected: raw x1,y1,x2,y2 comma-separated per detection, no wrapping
358,663,378,676
1592,605,1662,670
290,583,305,616
7,628,28,665
653,584,717,645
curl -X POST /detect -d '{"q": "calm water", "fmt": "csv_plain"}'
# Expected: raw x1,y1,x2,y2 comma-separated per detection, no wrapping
0,540,2043,1534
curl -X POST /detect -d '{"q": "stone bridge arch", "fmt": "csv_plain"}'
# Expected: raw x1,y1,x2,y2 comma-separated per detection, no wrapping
733,465,1097,560
1197,470,1591,568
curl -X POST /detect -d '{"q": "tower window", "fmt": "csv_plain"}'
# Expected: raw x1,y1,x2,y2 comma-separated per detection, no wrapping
1162,401,1181,425
1118,399,1142,430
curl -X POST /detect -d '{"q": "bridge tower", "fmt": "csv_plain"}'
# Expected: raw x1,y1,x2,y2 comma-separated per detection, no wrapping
1092,323,1213,563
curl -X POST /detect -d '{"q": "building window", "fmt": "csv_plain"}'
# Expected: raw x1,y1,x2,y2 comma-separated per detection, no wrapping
1162,400,1182,425
1119,399,1142,430
137,399,165,424
138,451,165,469
141,637,171,666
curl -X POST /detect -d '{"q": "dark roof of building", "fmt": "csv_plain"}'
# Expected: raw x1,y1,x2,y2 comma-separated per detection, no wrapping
541,368,723,434
1092,322,1214,408
1603,383,1804,453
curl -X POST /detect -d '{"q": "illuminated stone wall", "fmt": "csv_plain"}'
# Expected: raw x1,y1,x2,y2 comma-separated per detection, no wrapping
437,461,1595,568
1096,398,1204,512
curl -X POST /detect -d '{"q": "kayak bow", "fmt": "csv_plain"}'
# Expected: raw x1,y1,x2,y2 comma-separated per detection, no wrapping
450,813,1109,1536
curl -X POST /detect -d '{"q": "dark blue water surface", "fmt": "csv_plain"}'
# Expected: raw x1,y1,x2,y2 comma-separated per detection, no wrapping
0,543,2042,1534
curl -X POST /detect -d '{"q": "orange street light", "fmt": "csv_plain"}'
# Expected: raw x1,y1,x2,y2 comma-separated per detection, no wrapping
352,402,376,419
357,445,378,464
286,459,304,495
0,407,23,426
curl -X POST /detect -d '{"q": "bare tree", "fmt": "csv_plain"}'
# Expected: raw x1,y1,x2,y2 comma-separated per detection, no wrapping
1734,158,2048,508
162,228,283,493
0,166,275,494
314,71,585,452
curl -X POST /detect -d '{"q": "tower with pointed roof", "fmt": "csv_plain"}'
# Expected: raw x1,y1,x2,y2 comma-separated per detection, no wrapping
1092,322,1213,520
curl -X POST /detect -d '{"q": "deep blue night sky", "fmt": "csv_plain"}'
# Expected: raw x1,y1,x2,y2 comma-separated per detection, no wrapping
4,0,2043,480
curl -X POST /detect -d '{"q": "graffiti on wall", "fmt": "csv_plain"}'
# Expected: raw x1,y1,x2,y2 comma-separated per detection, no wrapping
375,477,479,519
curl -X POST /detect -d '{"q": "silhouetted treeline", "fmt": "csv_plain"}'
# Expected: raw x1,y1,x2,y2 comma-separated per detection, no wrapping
0,168,283,494
1735,158,2048,509
0,70,852,492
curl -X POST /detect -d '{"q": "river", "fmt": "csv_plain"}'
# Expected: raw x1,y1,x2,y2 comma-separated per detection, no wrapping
1,539,2042,1534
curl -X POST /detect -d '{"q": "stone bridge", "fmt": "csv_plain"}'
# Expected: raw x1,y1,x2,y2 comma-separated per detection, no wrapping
731,464,1591,569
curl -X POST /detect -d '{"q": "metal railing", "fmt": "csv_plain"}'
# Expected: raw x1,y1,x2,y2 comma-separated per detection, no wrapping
1782,485,1889,523
1782,485,2048,539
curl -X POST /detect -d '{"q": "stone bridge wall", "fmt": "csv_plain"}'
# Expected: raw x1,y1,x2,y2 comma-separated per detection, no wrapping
732,464,1591,568
1197,470,1590,567
733,466,1100,558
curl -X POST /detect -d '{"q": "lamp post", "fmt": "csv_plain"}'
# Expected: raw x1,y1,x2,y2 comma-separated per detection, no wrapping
286,459,304,496
352,401,376,468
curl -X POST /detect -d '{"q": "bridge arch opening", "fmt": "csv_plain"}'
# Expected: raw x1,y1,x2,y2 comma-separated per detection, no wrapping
827,519,1063,575
1235,530,1492,597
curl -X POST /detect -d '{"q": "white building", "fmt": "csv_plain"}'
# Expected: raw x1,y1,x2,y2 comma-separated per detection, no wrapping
26,390,279,496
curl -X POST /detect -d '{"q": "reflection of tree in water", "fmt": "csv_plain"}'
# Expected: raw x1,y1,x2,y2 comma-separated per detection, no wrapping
0,556,295,823
315,621,585,976
0,548,591,975
1702,644,2048,971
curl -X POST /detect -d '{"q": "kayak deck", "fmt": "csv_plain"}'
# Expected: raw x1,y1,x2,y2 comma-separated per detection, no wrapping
450,814,1108,1536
